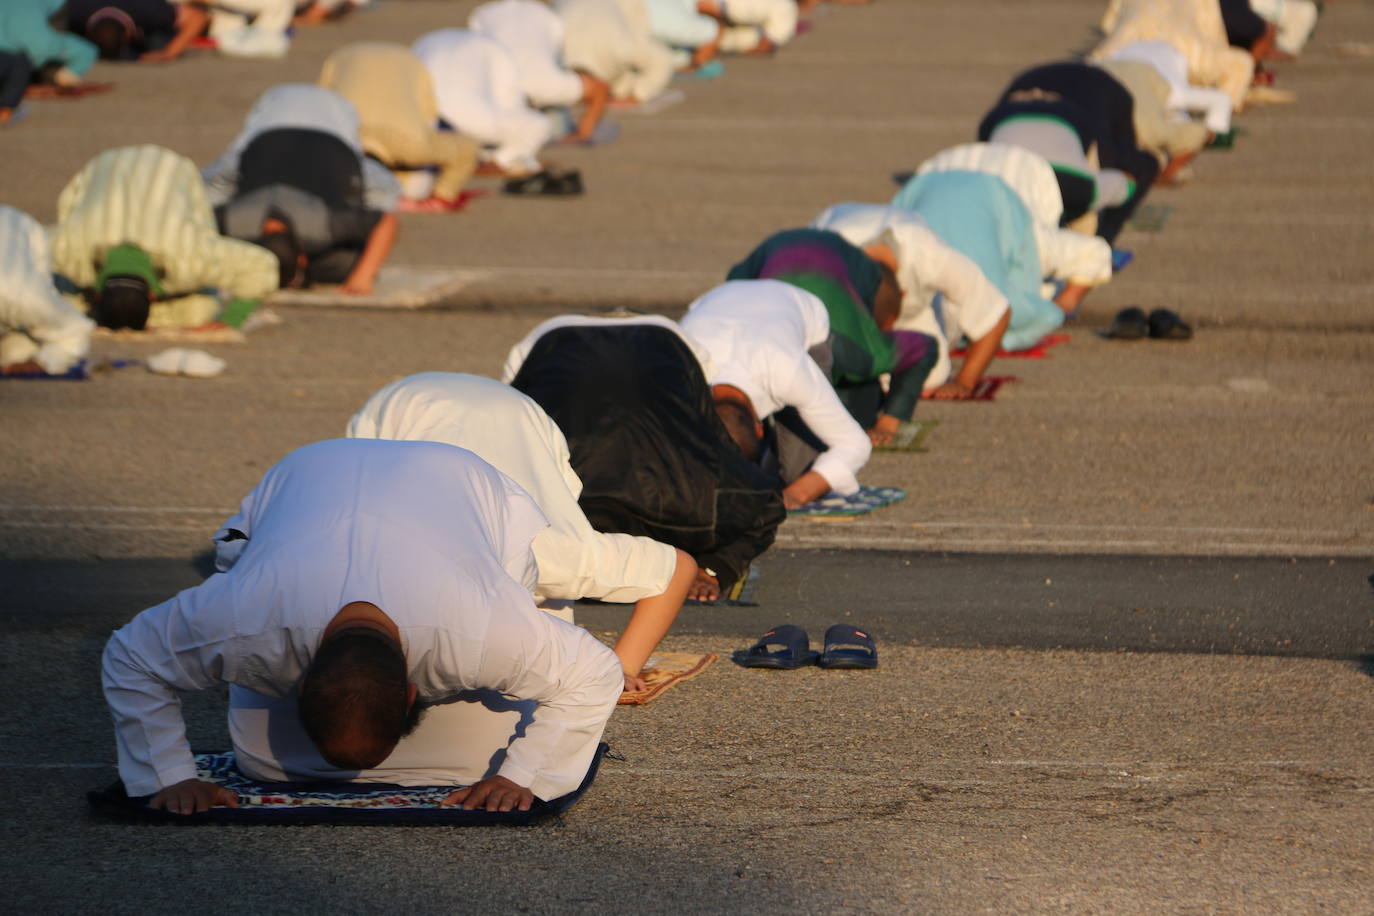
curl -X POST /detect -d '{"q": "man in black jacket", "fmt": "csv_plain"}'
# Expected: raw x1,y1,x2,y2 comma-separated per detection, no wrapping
504,314,785,602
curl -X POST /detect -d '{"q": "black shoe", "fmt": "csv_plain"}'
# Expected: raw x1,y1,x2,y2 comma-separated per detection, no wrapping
1105,306,1149,340
556,169,583,194
502,170,583,196
1147,308,1193,340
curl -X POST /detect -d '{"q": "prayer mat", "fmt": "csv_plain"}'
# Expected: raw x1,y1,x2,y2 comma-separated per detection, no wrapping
875,418,938,453
87,743,608,826
617,653,718,705
1126,204,1173,233
613,89,687,115
968,375,1015,401
1335,41,1374,58
677,60,725,80
0,359,89,380
690,563,761,607
582,121,622,145
24,83,115,99
789,485,906,518
951,334,1067,359
268,267,486,309
1244,86,1296,105
94,324,246,343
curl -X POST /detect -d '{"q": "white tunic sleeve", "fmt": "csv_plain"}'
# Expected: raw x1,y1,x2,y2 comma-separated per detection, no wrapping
532,526,676,604
776,354,871,495
890,220,1009,344
477,609,624,800
1034,224,1113,287
101,578,241,797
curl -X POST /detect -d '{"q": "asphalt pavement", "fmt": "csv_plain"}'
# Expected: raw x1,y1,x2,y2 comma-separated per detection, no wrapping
1,0,1372,912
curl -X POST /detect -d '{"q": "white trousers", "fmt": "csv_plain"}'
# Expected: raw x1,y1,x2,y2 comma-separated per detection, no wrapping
208,0,294,33
719,0,797,52
1249,0,1318,56
469,0,585,108
422,34,553,173
229,685,541,790
208,0,293,57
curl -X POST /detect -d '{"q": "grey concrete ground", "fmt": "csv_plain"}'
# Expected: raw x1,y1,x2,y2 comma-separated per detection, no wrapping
1,0,1372,912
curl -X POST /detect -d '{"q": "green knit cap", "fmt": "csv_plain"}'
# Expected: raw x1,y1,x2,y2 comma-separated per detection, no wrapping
96,244,165,296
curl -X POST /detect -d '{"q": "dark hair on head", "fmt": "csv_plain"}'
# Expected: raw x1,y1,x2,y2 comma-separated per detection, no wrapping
88,18,131,61
298,630,421,770
253,227,303,290
873,261,901,331
93,276,151,330
715,399,761,463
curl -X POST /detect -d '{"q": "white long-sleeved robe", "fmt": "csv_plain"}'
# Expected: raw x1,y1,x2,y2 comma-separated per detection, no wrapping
50,145,279,302
101,438,623,801
812,203,1010,391
469,0,585,108
679,280,871,496
556,0,675,103
0,205,93,374
346,372,677,606
412,29,554,174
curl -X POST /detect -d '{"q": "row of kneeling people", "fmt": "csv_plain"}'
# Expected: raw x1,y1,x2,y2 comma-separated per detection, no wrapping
90,0,1333,814
4,0,823,192
95,316,808,814
1,85,404,370
0,0,872,367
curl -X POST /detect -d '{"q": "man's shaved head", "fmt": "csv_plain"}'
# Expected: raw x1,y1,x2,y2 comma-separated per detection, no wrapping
298,629,422,770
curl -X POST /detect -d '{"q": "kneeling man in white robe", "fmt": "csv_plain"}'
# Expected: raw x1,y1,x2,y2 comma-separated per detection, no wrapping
101,438,624,815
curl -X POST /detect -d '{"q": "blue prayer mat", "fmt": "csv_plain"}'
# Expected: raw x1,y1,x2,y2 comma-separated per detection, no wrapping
87,744,608,826
788,486,907,518
0,359,89,380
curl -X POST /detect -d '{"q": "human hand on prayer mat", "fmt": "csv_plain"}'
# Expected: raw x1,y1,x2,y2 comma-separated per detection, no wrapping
868,413,901,446
150,777,239,815
442,775,533,812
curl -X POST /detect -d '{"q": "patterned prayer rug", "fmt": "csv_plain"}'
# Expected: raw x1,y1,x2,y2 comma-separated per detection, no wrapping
0,360,89,380
87,744,608,826
788,486,907,518
618,653,719,706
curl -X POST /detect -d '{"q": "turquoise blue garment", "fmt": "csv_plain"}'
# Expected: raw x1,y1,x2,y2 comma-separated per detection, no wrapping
891,170,1063,351
0,0,97,76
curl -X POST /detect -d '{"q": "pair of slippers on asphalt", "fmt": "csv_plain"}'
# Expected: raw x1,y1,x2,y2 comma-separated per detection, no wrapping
736,624,878,670
503,168,583,196
1106,307,1192,341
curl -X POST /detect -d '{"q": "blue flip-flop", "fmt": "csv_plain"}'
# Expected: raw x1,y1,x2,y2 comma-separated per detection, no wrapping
817,624,878,669
734,625,818,669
